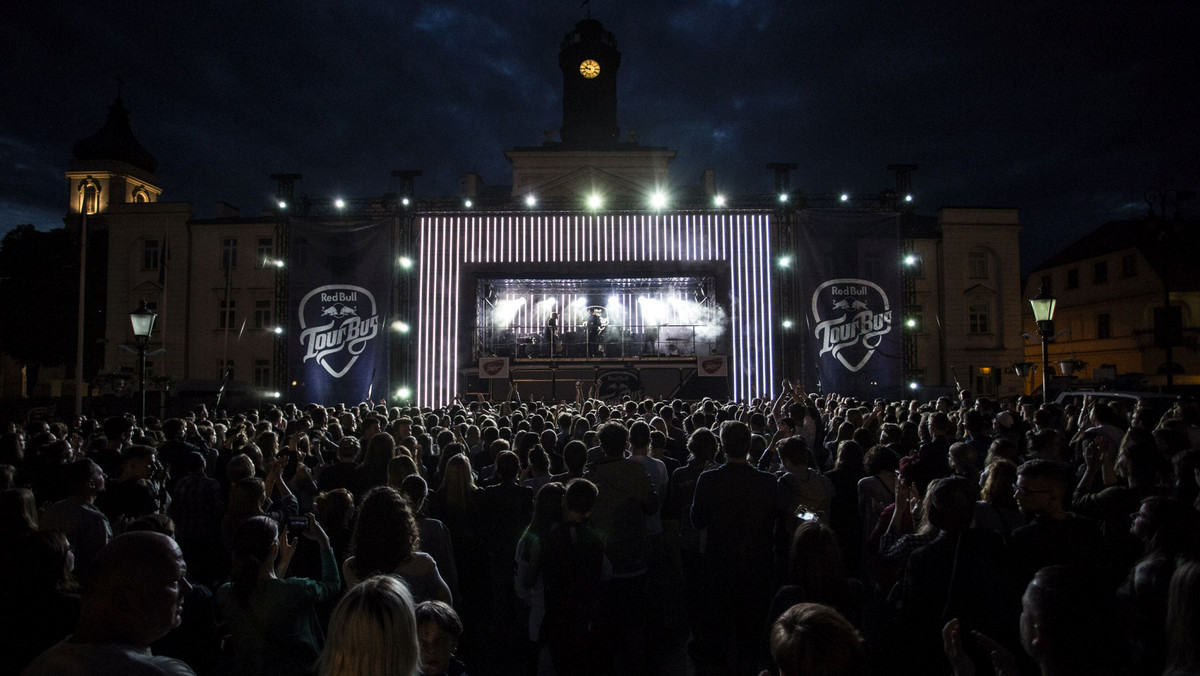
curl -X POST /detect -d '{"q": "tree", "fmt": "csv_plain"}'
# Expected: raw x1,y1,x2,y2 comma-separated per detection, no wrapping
0,225,79,394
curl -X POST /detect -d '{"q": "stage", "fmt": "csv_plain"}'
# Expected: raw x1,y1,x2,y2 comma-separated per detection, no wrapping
465,353,730,402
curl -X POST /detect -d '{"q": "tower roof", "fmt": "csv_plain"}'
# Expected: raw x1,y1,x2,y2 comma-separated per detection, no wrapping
72,98,158,174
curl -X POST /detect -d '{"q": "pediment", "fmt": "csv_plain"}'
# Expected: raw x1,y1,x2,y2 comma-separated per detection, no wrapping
524,166,650,198
963,283,996,296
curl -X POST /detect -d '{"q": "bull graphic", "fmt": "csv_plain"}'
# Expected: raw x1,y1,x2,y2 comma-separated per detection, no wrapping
320,304,358,318
832,300,851,311
851,300,869,310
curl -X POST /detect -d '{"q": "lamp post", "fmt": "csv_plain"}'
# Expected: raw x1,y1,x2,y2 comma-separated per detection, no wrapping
1029,283,1058,403
130,299,157,424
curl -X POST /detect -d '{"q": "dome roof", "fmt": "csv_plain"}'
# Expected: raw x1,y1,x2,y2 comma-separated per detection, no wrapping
72,98,158,174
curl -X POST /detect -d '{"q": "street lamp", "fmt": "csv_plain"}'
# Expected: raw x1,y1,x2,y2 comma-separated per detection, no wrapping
1029,283,1057,402
130,299,157,424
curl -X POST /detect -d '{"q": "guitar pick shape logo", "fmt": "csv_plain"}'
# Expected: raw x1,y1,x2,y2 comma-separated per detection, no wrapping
298,285,381,379
811,279,892,373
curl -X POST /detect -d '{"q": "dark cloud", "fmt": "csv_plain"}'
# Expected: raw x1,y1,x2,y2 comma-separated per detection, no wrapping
2,1,1197,273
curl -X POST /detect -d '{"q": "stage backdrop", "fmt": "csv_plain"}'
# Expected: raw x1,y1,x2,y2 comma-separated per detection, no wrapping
797,211,902,398
288,219,391,404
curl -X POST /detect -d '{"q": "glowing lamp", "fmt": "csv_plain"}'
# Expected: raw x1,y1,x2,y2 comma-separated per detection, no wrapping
714,194,727,207
587,194,603,210
334,198,346,209
398,256,414,269
1030,287,1057,323
525,194,537,207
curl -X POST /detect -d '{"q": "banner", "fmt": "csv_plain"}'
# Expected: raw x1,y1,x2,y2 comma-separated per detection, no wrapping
288,219,391,405
697,355,728,377
797,211,902,398
478,357,510,379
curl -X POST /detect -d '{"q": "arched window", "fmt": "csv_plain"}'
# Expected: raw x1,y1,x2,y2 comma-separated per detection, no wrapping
78,180,101,214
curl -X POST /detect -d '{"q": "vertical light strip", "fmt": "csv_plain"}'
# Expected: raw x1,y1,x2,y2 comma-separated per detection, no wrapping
416,218,429,404
749,213,762,398
762,214,775,399
449,218,462,406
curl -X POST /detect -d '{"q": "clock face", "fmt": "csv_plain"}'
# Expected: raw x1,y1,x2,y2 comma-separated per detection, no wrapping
579,59,600,79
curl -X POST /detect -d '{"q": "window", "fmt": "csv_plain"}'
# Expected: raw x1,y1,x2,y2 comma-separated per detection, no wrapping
255,237,273,269
142,239,160,271
968,304,990,334
968,251,988,279
1066,268,1079,289
219,299,236,329
254,359,271,388
1093,261,1108,284
1121,254,1137,278
1040,275,1052,295
79,181,100,215
1097,313,1111,340
254,300,272,329
221,238,238,271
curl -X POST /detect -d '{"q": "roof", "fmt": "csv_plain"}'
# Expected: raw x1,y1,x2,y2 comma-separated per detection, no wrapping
72,98,158,174
1031,218,1200,290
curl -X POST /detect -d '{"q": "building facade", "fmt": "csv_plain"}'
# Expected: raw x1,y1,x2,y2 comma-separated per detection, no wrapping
1023,218,1200,391
21,17,1026,408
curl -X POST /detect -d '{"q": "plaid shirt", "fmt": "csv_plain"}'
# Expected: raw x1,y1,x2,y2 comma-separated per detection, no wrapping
169,471,223,540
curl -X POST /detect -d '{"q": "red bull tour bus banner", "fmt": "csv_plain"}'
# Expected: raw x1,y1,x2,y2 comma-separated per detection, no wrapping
797,211,902,398
288,219,391,405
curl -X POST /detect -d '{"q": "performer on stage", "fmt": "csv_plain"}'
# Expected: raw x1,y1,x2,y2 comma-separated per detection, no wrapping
545,312,559,357
586,308,607,357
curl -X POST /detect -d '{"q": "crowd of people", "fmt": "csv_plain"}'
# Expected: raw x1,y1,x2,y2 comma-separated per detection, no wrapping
3,379,1200,675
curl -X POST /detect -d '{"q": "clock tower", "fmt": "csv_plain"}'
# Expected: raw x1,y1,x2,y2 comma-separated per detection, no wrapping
559,18,621,146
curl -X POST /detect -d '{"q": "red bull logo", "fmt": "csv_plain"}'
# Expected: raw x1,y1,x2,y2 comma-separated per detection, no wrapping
298,285,381,378
811,279,892,373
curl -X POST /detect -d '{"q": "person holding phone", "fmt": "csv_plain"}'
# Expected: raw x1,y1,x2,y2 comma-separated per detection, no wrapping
216,514,341,676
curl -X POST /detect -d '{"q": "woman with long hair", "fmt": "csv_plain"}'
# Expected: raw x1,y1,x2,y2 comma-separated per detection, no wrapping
515,481,566,645
768,522,865,629
355,432,396,498
344,486,451,604
318,575,420,676
973,459,1025,539
216,514,341,676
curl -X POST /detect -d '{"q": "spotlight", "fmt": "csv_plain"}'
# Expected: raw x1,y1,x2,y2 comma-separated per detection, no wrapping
649,191,668,210
778,255,792,269
398,256,414,269
905,318,917,328
782,319,794,329
270,391,281,398
464,199,473,208
904,254,917,266
587,194,603,210
392,320,411,333
607,294,620,307
334,198,346,209
277,200,287,210
779,193,789,203
904,194,914,202
840,193,850,202
272,326,283,335
397,386,412,400
401,197,411,206
272,258,285,268
908,381,920,390
714,194,727,207
525,194,537,207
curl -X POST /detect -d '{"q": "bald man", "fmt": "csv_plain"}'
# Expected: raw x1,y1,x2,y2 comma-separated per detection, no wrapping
23,531,195,675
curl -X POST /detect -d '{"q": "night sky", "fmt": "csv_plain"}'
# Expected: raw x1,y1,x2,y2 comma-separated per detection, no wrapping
3,1,1197,275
